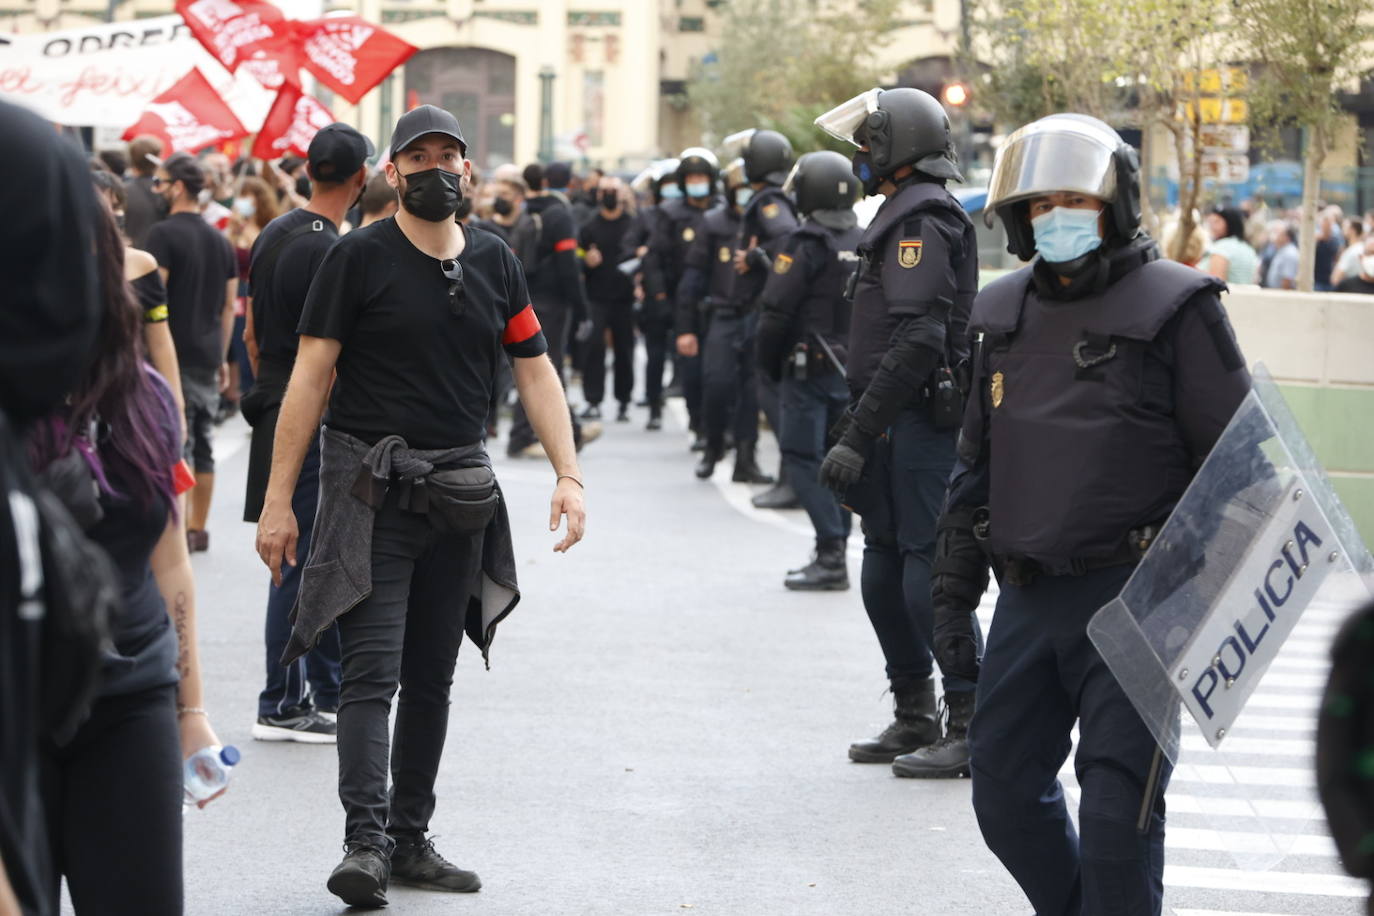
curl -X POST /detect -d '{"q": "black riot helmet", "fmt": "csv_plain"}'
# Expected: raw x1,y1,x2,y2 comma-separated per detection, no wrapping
677,147,720,197
984,113,1142,260
782,150,859,215
815,87,962,183
722,128,794,186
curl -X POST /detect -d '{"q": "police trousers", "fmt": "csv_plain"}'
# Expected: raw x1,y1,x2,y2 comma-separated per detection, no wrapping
779,370,850,543
855,408,971,693
702,312,760,451
970,564,1170,916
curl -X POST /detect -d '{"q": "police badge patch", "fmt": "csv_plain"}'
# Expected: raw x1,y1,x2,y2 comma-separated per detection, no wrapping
682,227,696,242
897,239,923,268
991,371,1004,408
762,203,780,220
774,253,793,274
718,246,731,262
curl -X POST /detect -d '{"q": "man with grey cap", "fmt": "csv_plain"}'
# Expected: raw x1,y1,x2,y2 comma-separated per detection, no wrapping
243,122,374,746
256,104,586,907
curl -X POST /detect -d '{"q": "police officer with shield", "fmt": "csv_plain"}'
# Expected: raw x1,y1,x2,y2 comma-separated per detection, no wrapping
755,150,861,589
934,114,1251,915
813,88,980,771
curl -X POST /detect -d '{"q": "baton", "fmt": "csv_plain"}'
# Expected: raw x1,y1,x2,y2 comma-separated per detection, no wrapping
1136,745,1164,835
810,331,847,378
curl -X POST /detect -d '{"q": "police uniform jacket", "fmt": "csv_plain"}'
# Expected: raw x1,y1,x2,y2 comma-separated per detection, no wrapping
675,203,743,334
643,197,716,322
734,186,800,308
756,216,862,375
846,180,977,395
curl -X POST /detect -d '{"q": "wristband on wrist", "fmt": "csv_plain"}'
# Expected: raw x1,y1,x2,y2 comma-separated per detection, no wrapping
177,706,208,719
557,475,583,489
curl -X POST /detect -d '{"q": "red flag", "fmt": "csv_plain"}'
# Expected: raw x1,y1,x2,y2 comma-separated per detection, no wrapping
121,68,249,154
251,84,335,160
175,0,289,74
294,16,417,105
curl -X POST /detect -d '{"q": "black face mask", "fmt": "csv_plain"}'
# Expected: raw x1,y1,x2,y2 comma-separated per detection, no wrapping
599,190,619,211
399,167,463,222
851,151,883,197
454,197,474,221
492,196,514,217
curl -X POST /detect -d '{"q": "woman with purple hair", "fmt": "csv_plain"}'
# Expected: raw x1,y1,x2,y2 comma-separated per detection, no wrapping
29,192,224,914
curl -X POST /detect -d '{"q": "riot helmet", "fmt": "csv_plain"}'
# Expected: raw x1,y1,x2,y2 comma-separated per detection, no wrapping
782,150,859,216
984,113,1142,261
815,87,962,189
722,129,794,186
677,146,720,199
722,157,753,209
632,157,679,203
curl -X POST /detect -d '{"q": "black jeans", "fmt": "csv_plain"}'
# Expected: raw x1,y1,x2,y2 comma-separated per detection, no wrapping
582,297,636,407
779,370,851,542
336,500,484,849
42,684,183,915
508,293,580,453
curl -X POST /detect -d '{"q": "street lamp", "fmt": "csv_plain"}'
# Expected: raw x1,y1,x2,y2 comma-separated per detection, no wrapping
538,66,556,163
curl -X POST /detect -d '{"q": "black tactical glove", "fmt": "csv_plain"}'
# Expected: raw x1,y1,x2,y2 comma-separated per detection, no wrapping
755,310,790,383
930,505,990,682
744,246,772,272
819,414,869,494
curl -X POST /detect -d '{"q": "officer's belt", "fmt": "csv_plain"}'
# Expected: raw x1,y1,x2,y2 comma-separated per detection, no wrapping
703,298,750,319
989,523,1161,587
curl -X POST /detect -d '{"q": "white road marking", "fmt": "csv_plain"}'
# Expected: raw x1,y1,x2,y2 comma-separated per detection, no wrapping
1164,864,1366,897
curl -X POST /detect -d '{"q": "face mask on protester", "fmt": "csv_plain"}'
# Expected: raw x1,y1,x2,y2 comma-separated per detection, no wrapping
233,197,255,219
492,196,514,217
399,167,463,222
599,190,619,211
1031,206,1104,263
659,183,683,200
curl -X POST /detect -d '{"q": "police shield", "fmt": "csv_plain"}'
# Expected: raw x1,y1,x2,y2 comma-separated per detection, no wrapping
1086,365,1373,865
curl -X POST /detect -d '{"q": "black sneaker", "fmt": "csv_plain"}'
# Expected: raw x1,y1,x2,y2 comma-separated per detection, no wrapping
327,844,389,908
252,707,336,744
616,403,631,423
389,833,481,893
580,404,602,420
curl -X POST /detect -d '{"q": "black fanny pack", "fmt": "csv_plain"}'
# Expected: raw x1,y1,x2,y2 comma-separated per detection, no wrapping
423,466,499,534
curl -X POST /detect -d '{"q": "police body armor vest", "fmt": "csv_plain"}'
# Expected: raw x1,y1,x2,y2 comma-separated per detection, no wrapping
794,221,861,356
658,197,715,291
963,257,1223,565
848,181,973,390
701,204,742,303
736,186,798,306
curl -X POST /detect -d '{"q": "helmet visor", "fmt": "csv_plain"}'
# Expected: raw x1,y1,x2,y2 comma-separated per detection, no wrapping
721,129,756,161
724,157,747,189
813,88,882,146
985,122,1118,226
780,160,802,197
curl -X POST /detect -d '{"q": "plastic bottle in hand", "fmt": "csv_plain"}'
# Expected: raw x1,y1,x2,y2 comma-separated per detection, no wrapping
183,745,240,812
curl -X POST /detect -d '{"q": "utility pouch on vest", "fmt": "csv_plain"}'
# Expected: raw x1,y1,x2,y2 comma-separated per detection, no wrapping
927,365,964,430
424,466,499,535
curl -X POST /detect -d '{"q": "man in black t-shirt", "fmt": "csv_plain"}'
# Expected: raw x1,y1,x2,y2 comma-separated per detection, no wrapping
123,135,165,248
243,124,373,745
144,152,236,553
578,176,637,422
256,106,586,909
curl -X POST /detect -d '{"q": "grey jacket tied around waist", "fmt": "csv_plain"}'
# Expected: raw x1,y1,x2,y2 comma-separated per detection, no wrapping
282,427,521,669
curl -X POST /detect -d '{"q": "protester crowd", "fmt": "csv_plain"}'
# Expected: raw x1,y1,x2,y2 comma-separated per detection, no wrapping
5,91,1374,916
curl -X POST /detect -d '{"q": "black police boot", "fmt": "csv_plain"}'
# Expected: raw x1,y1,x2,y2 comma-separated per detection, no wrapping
751,480,800,509
784,540,849,591
892,690,974,779
695,447,721,480
731,442,775,484
848,679,939,763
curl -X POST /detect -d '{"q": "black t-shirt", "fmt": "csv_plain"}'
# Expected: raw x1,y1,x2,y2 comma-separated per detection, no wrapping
248,209,339,364
298,218,548,449
133,270,168,324
579,212,635,303
144,212,237,372
1336,274,1374,295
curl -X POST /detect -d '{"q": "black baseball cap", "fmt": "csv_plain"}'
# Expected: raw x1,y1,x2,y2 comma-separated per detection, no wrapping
308,123,375,182
390,105,467,160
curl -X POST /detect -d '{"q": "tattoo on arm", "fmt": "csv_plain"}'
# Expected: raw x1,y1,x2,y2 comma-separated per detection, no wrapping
172,590,190,679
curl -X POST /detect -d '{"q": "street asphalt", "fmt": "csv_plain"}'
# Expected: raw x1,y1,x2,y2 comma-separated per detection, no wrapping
81,390,1362,916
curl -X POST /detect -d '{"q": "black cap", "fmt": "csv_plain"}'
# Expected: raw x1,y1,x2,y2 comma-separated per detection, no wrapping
389,105,467,160
307,123,375,182
544,160,572,189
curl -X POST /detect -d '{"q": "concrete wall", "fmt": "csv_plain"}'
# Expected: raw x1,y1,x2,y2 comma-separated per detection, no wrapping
1222,287,1374,547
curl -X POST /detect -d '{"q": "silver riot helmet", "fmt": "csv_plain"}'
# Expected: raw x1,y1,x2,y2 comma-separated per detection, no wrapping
677,146,720,198
815,87,961,184
782,150,859,216
722,128,794,186
985,113,1142,260
632,158,680,203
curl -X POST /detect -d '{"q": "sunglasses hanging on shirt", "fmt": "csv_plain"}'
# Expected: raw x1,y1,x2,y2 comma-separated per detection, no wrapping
440,258,466,318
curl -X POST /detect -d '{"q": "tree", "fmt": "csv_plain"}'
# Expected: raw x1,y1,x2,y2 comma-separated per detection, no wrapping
1233,0,1374,291
685,0,902,155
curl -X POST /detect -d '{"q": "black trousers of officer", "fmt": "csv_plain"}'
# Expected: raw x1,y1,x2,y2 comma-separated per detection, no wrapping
779,368,850,542
970,563,1171,916
636,310,670,408
582,296,636,408
508,291,581,453
855,408,975,693
702,311,760,451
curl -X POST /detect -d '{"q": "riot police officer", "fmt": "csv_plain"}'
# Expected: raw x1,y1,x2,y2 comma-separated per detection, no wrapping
676,158,760,479
624,159,678,431
932,114,1251,915
717,128,800,499
645,149,720,440
755,150,861,589
813,88,980,769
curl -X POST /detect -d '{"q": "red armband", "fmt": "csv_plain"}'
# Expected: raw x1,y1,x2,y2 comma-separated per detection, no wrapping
173,459,196,495
502,304,542,345
554,238,577,253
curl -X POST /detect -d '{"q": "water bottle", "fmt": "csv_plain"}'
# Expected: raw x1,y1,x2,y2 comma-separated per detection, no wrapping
183,745,240,812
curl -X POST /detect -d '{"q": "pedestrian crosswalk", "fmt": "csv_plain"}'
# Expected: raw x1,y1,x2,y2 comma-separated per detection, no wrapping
968,594,1368,916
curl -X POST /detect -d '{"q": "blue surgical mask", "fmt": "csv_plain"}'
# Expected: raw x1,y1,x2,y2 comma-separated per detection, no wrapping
660,183,683,200
735,187,753,208
1031,206,1103,263
685,181,709,199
